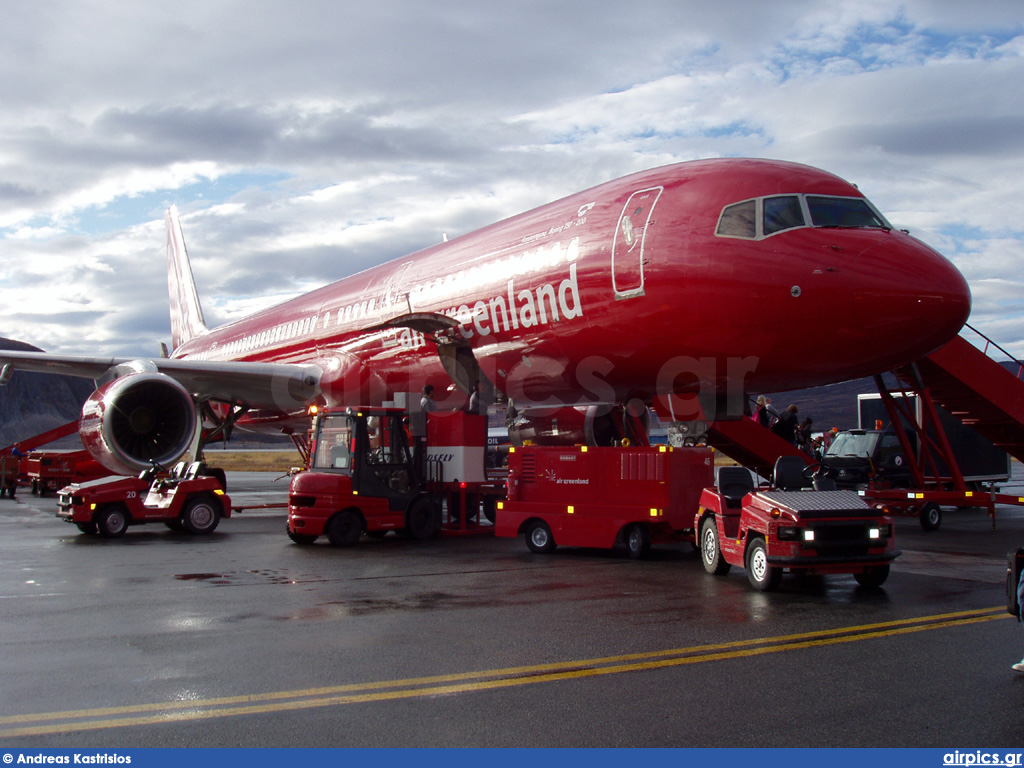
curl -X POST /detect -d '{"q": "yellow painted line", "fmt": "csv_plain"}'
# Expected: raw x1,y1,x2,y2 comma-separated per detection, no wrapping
0,606,1008,739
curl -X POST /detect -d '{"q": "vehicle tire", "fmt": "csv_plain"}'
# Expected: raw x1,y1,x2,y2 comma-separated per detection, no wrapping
854,565,890,588
406,497,441,541
96,505,129,539
525,520,556,554
745,537,782,592
326,510,363,547
919,502,941,531
624,523,651,560
76,522,98,535
700,516,731,575
181,495,221,535
287,523,317,545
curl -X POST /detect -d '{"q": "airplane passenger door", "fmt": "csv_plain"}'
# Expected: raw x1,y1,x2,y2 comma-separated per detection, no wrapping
612,186,663,299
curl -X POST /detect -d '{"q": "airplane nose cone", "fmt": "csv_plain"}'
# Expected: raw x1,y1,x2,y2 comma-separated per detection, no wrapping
853,237,971,365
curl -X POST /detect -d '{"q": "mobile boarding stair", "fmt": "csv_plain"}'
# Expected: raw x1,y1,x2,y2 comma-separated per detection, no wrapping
704,414,811,480
698,324,1024,530
862,324,1024,529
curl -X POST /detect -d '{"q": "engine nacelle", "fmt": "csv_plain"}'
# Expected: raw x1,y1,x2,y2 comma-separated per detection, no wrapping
508,403,651,447
80,371,199,475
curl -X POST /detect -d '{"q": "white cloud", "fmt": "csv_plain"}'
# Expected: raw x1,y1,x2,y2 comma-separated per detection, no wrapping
0,0,1023,360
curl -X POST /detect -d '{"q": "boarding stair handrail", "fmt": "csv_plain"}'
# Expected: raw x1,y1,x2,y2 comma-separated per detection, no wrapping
962,323,1024,380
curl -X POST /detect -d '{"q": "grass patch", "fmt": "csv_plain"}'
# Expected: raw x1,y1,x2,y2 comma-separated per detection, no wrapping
203,451,302,472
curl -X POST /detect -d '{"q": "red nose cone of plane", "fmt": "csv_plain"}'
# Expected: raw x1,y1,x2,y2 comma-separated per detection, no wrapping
853,237,971,369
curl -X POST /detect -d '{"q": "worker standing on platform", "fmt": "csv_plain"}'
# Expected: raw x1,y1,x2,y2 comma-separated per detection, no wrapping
420,384,437,413
467,380,489,415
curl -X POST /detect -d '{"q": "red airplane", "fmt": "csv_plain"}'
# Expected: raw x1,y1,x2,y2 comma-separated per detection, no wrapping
0,158,970,474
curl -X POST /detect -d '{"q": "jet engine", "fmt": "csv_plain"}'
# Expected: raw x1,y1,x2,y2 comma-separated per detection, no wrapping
508,403,651,447
79,371,199,475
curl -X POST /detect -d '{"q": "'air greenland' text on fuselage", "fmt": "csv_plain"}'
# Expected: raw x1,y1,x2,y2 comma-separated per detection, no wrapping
433,238,583,341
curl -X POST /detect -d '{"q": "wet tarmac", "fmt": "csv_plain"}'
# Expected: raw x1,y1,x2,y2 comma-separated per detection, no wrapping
1,471,1023,747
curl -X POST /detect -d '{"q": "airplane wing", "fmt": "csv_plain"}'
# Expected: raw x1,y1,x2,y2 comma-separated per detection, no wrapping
0,351,321,411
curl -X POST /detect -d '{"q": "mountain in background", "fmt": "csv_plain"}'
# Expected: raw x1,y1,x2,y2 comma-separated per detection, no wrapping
762,360,1021,432
0,337,94,448
0,337,291,450
761,375,891,432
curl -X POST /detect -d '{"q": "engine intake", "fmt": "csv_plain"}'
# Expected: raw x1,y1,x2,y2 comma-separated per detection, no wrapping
80,371,198,475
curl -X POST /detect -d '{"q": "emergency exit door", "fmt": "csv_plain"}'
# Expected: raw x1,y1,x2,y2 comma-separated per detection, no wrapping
612,186,662,299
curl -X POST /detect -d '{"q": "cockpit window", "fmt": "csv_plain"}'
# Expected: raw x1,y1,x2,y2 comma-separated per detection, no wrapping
716,193,890,240
716,200,756,238
806,196,888,229
763,196,805,236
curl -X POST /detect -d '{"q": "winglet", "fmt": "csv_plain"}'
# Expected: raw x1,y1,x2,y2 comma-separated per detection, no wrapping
165,205,209,352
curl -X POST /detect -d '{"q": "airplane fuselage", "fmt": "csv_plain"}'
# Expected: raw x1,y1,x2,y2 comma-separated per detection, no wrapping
173,158,970,424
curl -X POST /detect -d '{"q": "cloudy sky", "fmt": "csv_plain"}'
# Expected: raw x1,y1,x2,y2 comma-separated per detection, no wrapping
2,0,1023,360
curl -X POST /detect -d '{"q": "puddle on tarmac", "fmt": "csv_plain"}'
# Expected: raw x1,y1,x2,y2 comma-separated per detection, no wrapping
174,569,304,586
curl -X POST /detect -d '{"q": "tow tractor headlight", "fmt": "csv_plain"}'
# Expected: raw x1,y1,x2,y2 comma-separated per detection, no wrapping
868,524,891,540
802,529,815,543
777,526,799,541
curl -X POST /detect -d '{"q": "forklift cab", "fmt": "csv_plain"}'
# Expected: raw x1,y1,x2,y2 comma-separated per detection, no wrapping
310,408,421,510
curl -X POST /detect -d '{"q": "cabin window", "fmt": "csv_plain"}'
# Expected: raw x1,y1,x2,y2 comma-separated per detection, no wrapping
806,196,888,229
716,200,756,238
763,196,805,236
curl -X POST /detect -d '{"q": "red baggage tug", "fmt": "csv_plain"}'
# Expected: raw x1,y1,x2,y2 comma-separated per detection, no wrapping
56,461,231,539
496,444,714,558
696,458,899,591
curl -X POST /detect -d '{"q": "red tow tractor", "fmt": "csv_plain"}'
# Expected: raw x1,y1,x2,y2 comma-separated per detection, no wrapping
57,461,231,539
696,456,899,591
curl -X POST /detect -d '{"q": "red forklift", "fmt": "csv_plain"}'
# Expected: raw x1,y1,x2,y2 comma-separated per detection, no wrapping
287,406,503,546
